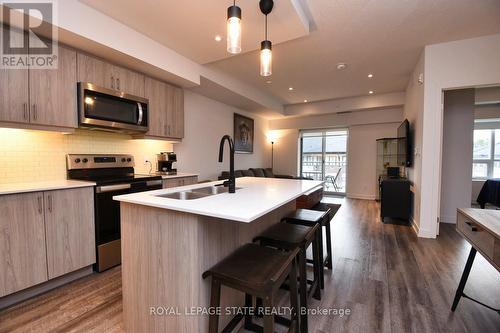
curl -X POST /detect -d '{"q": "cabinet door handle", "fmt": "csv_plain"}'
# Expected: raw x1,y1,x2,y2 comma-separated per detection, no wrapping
32,104,37,120
168,125,171,135
464,221,479,232
37,196,42,214
111,76,115,89
48,194,52,212
117,78,120,90
23,103,28,120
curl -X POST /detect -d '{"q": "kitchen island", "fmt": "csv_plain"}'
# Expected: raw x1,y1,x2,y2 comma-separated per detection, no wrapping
114,177,323,333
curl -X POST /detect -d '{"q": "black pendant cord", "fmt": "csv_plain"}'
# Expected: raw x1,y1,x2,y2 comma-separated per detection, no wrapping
265,14,268,41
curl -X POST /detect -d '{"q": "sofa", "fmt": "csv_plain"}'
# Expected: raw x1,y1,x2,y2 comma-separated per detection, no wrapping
219,168,312,180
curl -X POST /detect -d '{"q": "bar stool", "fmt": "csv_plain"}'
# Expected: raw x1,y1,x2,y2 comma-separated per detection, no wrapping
202,243,300,333
253,222,321,333
311,202,337,270
284,209,328,289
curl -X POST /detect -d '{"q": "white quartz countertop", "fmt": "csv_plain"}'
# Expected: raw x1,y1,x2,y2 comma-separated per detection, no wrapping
114,177,323,223
0,180,96,195
159,173,198,179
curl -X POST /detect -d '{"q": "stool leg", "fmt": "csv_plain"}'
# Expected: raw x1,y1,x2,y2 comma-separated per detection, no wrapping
318,226,325,289
299,247,308,333
312,234,321,301
209,278,221,333
263,295,275,333
325,222,333,270
289,258,300,333
244,293,253,329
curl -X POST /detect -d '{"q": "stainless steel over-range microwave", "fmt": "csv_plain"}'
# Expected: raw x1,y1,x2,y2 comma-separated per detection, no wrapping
78,82,149,134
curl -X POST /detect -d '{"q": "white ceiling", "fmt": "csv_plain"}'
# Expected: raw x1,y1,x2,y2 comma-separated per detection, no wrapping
80,0,500,106
79,0,310,64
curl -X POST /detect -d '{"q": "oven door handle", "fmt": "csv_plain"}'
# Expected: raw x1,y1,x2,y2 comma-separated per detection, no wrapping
96,183,131,193
137,102,143,125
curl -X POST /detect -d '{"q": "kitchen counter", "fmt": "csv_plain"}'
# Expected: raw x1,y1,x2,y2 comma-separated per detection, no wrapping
114,177,323,222
0,180,96,195
158,172,198,179
116,177,324,333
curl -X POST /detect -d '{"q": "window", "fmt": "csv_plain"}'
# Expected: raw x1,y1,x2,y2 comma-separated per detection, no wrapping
299,129,348,193
472,129,500,179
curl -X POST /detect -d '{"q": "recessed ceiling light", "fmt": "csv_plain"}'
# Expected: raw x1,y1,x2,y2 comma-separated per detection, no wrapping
368,74,373,78
369,90,374,94
289,87,294,91
304,99,308,103
214,35,222,42
336,63,347,70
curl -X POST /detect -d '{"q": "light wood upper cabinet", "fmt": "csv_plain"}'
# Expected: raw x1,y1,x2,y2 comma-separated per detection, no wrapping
145,77,168,137
77,53,144,97
77,53,114,90
0,67,29,124
144,77,184,139
29,44,77,128
43,187,95,279
169,85,184,139
112,65,144,97
0,192,48,297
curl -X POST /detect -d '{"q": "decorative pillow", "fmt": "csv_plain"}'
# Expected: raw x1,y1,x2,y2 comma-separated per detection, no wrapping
250,168,265,177
264,168,275,178
242,169,255,177
234,170,244,178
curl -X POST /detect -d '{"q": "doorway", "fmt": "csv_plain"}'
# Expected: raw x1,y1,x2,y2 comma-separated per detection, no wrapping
299,129,348,194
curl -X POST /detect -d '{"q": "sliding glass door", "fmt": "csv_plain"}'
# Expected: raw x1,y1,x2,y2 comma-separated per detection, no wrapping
300,129,348,194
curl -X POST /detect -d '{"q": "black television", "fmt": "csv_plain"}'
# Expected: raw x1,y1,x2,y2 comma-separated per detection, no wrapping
397,119,411,167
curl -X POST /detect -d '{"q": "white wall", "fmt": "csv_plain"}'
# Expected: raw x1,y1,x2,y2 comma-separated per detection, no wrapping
269,108,402,199
423,34,500,237
173,91,270,181
408,33,500,238
439,89,474,223
403,52,425,232
347,123,400,200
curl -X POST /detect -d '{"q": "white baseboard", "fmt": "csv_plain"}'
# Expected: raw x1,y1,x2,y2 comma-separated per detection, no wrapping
439,215,456,224
409,216,437,238
346,193,376,200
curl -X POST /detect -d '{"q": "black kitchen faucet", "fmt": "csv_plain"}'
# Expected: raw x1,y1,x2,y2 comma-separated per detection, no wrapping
218,135,236,193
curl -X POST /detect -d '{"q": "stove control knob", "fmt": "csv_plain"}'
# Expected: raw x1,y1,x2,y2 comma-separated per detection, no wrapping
121,158,127,163
82,158,88,163
74,158,81,163
127,158,132,162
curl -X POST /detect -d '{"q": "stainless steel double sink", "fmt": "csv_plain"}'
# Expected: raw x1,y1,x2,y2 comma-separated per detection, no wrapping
155,185,240,200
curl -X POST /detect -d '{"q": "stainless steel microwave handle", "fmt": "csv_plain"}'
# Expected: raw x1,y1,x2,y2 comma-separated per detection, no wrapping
137,102,144,125
96,183,131,193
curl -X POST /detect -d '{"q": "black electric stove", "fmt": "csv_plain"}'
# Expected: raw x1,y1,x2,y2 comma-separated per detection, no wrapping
67,154,162,272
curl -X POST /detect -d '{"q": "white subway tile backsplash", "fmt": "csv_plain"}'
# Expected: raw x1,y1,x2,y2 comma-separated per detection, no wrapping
0,128,173,184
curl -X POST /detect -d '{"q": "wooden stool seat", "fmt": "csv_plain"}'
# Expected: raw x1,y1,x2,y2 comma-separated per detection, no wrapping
311,202,336,271
254,222,321,333
284,209,327,290
203,243,300,333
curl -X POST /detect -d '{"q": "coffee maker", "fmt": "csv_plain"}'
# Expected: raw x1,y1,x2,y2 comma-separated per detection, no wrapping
156,152,177,175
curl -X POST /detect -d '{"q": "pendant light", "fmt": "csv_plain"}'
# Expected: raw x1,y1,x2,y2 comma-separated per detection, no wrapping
227,1,242,54
259,0,274,77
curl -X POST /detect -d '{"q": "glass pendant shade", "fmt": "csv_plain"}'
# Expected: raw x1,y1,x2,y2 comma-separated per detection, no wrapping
227,5,242,54
260,40,272,77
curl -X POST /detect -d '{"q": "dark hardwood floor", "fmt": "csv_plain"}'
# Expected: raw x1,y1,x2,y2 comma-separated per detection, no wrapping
1,199,499,333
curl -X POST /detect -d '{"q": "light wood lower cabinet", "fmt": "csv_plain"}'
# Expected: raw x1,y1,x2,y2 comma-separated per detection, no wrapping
44,188,95,279
162,176,198,188
0,187,95,297
0,192,48,297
